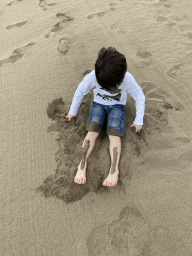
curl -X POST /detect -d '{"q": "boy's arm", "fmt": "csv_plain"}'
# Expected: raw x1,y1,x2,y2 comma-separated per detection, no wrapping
126,73,145,126
68,71,95,116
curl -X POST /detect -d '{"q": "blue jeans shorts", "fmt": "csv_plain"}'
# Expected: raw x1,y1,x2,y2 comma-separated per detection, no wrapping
86,101,125,137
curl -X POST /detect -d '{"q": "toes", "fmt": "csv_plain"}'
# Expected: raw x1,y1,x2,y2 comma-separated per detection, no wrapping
102,181,106,186
80,178,84,184
80,177,86,184
102,180,117,187
74,177,86,184
103,177,118,187
74,177,80,184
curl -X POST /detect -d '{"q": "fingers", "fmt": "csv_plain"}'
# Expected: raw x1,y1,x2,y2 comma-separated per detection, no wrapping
66,115,70,121
66,114,74,122
130,124,136,129
135,127,141,133
130,124,142,133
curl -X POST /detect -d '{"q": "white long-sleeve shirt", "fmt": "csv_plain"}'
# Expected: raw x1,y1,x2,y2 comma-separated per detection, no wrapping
69,70,145,125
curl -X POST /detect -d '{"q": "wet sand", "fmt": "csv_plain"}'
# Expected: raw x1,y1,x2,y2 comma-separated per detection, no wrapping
1,0,192,255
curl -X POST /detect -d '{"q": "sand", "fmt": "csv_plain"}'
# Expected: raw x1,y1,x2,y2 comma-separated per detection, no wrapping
1,0,192,255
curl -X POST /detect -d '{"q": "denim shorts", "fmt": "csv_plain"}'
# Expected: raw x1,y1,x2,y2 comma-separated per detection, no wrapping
86,101,125,137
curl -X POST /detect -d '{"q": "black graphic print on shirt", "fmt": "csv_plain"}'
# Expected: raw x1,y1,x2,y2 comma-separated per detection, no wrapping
96,88,122,102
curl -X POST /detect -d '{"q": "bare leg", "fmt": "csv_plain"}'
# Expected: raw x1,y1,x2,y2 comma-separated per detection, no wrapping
103,135,121,187
74,131,99,184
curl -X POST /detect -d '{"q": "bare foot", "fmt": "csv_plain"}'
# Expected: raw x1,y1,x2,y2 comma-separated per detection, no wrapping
102,167,119,187
74,160,87,184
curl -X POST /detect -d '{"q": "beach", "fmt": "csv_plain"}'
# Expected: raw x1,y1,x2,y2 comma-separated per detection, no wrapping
1,0,192,255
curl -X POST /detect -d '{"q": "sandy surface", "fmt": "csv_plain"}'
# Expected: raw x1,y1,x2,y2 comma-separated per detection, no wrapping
1,0,192,255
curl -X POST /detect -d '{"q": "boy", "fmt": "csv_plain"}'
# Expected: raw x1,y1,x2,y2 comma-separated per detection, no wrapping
66,47,145,187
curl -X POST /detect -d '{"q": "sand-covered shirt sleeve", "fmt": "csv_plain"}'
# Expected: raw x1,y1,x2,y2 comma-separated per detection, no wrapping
125,73,145,125
69,71,95,116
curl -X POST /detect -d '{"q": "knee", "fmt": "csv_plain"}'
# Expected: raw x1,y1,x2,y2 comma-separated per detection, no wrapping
88,131,99,139
108,135,121,141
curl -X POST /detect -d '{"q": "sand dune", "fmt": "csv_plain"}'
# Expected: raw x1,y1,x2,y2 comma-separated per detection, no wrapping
1,0,192,255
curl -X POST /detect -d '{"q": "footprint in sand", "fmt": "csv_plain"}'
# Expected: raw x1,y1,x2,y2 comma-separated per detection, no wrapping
87,206,148,255
0,42,36,68
136,48,152,59
6,21,28,29
57,38,71,54
87,206,189,255
45,13,74,38
39,0,56,10
87,12,106,20
167,63,183,78
39,0,47,7
56,13,74,21
45,22,66,38
136,47,152,68
157,16,168,22
6,0,23,6
108,2,117,11
6,1,14,6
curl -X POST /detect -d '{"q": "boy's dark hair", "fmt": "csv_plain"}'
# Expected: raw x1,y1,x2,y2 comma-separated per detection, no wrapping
95,47,127,90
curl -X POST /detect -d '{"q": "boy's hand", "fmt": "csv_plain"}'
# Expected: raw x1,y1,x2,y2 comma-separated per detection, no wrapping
66,113,75,122
130,124,142,133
